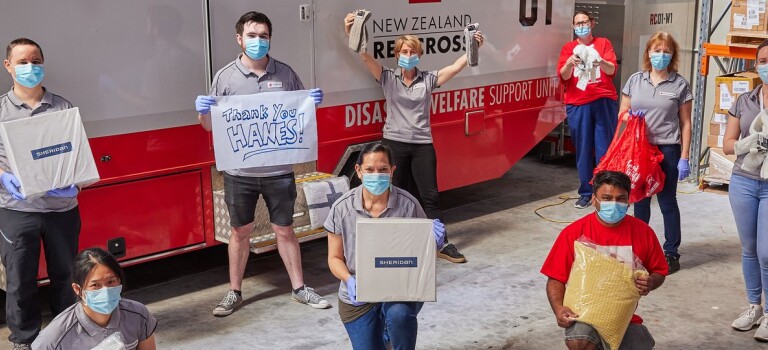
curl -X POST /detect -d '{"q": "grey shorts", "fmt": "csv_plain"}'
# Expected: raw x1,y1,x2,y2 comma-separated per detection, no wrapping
223,172,297,227
565,321,655,350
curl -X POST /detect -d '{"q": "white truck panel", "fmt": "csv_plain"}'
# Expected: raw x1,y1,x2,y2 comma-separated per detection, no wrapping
0,1,208,138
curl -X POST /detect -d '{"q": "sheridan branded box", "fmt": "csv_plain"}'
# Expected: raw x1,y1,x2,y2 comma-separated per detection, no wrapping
0,107,99,198
714,72,761,114
355,218,436,302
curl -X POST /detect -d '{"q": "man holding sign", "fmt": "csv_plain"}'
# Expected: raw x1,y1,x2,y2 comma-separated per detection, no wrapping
0,38,81,349
195,11,327,317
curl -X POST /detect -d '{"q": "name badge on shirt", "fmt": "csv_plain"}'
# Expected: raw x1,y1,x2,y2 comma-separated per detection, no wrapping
659,91,676,97
266,82,283,88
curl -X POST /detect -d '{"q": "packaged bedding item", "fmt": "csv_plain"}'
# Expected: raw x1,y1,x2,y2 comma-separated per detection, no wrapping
563,238,648,350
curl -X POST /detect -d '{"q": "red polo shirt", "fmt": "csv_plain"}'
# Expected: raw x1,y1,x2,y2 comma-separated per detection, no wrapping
557,37,618,105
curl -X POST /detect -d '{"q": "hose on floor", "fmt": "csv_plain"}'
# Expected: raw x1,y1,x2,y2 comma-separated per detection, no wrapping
533,195,579,224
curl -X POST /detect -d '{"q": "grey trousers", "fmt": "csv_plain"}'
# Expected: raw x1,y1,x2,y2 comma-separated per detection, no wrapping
0,207,80,344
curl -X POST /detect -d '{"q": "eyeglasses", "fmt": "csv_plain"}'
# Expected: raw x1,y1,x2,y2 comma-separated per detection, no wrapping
573,20,591,27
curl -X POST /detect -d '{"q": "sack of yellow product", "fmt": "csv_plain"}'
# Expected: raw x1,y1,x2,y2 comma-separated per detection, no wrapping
563,240,648,350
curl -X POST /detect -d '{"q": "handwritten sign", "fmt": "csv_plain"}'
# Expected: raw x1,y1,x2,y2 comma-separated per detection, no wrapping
210,90,317,171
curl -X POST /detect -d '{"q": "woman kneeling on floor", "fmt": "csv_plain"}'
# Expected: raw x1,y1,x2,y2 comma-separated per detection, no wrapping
33,247,157,349
325,142,445,350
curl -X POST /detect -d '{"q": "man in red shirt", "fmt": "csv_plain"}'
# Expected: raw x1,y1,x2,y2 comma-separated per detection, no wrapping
558,10,619,210
541,171,668,350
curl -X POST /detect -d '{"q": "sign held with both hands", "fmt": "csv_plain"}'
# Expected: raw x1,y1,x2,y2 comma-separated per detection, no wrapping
210,90,318,171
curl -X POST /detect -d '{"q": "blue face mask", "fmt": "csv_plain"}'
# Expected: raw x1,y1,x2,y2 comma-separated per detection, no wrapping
574,26,591,38
244,37,270,60
595,199,629,224
758,64,768,84
649,52,672,70
14,64,44,88
84,285,122,315
398,54,420,70
362,173,391,196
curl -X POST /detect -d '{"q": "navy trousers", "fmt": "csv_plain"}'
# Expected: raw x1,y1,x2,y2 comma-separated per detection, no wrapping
566,97,618,198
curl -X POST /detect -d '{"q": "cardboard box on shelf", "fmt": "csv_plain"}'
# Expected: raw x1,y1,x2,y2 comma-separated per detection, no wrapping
355,218,436,302
709,121,727,136
731,0,768,33
706,148,738,184
715,72,761,113
707,134,724,148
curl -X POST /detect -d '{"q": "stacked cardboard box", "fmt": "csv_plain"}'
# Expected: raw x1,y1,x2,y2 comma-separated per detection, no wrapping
707,112,728,148
705,148,738,184
731,0,768,32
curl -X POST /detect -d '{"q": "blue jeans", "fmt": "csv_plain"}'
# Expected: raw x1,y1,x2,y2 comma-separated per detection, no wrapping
634,144,682,257
343,302,423,350
729,174,768,309
566,98,618,197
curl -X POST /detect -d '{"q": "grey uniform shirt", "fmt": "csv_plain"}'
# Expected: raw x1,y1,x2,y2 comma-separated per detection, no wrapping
622,71,693,145
323,185,427,305
32,299,157,350
210,54,305,177
0,88,77,212
728,86,764,180
380,66,439,144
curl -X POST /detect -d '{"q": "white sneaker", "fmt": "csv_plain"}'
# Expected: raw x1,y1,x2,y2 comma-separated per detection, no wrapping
756,315,768,341
733,304,763,331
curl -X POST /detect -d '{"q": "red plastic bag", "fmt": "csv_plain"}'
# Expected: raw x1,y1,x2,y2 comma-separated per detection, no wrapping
594,111,665,203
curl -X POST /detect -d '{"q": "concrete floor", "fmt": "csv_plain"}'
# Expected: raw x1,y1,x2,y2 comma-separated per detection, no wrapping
1,156,759,349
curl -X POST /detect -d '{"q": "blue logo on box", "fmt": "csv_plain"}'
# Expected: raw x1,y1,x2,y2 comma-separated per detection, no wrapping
31,142,72,160
375,257,417,268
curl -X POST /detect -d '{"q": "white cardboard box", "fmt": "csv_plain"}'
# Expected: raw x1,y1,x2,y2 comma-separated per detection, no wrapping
0,107,99,198
355,218,436,302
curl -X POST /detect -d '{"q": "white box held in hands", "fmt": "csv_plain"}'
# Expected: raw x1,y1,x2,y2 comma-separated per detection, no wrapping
355,218,436,302
0,107,100,198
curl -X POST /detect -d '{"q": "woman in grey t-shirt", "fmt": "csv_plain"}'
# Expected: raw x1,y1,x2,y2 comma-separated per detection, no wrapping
343,12,483,263
33,248,157,350
619,32,692,275
724,39,768,341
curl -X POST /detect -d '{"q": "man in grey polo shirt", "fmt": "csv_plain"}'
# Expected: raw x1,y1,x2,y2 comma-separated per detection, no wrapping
195,11,328,317
0,38,81,350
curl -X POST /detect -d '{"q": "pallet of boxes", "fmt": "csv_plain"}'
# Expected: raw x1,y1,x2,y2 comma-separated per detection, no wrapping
728,0,768,47
706,72,760,187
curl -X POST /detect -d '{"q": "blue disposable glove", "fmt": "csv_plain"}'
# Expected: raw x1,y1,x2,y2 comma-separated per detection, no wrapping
0,172,24,200
195,95,216,114
433,219,446,250
345,275,365,306
309,88,323,106
46,184,78,198
677,158,690,181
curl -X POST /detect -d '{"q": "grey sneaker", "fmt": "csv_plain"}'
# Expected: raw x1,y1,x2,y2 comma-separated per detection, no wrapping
756,315,768,341
293,286,331,309
733,304,763,331
13,344,31,350
213,290,243,317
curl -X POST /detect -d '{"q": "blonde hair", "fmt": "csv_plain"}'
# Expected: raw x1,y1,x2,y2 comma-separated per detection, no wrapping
394,35,423,56
642,32,679,72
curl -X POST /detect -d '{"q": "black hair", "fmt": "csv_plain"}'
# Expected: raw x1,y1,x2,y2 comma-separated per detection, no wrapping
356,142,394,166
593,170,631,194
236,11,272,37
573,10,594,23
6,38,43,61
757,39,768,60
72,247,125,296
